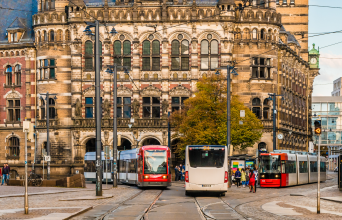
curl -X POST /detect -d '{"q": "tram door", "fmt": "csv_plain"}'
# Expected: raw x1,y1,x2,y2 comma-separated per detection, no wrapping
125,159,129,182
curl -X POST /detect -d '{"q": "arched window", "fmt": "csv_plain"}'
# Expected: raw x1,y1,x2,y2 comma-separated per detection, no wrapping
114,40,131,69
49,30,54,42
252,98,261,119
43,31,48,41
258,142,267,152
144,73,149,80
260,29,265,40
200,39,219,70
38,31,41,43
56,30,62,41
7,99,20,122
85,41,93,70
142,39,160,71
252,29,257,39
235,29,241,39
171,39,189,70
5,65,12,86
49,98,56,119
173,73,178,80
65,30,70,41
243,28,250,39
8,137,20,158
15,65,21,86
183,73,187,80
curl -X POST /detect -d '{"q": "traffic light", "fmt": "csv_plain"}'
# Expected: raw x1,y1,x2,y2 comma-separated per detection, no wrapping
314,119,322,135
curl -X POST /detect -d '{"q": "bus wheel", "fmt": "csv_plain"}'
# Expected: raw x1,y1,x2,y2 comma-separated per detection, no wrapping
220,192,225,197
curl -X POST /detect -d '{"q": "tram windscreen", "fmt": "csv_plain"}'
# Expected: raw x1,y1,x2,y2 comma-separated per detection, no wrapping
189,146,225,168
144,150,167,174
260,155,281,173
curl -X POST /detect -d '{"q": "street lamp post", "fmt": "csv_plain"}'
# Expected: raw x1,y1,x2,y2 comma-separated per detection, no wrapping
40,92,57,180
268,93,284,151
216,64,238,188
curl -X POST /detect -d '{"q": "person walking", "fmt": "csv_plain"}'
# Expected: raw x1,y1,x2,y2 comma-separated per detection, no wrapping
180,164,185,181
234,168,241,187
241,168,246,188
174,166,179,181
245,168,250,186
248,169,255,193
253,168,258,192
2,164,8,185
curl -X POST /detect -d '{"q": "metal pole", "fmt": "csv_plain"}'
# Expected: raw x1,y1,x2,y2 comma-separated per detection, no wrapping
43,159,44,180
46,92,50,180
106,152,108,189
168,111,171,149
113,64,118,188
317,134,321,214
273,94,277,151
95,20,102,196
24,129,29,214
227,65,232,188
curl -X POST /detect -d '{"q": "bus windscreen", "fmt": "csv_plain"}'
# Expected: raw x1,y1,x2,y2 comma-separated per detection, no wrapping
189,146,225,168
144,150,167,174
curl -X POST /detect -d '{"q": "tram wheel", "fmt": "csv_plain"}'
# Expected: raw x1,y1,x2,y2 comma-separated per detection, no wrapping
185,190,191,196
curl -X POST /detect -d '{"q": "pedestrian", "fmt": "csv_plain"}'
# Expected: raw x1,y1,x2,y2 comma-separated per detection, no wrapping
234,168,241,187
6,163,10,182
2,164,8,185
245,168,250,186
253,168,258,192
248,169,255,193
179,164,185,181
177,166,181,181
174,166,179,181
241,168,246,188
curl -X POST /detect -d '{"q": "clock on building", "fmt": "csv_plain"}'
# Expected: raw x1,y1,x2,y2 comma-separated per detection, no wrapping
309,43,320,69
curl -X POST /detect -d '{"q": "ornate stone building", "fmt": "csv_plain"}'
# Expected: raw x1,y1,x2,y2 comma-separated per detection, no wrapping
0,0,319,177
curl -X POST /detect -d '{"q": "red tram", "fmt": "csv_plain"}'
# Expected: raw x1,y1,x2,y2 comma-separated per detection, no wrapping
259,151,326,187
118,145,172,187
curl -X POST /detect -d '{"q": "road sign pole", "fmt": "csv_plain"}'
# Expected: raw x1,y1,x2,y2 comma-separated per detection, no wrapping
317,133,321,214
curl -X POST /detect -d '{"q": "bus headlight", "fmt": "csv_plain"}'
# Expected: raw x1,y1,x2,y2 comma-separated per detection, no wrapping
144,175,149,179
162,175,167,179
261,175,265,178
275,175,279,178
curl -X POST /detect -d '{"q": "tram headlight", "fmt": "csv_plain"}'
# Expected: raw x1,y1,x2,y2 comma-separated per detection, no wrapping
275,175,279,178
162,175,168,179
144,175,149,179
261,175,265,178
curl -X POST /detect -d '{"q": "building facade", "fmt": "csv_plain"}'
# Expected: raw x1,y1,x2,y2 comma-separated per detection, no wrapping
312,96,342,170
332,77,342,97
0,0,319,178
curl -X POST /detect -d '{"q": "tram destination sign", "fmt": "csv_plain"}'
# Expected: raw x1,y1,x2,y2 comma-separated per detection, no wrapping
189,146,225,151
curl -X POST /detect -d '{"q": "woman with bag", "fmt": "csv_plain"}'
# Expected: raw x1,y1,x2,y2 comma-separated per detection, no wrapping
248,169,255,193
241,168,246,188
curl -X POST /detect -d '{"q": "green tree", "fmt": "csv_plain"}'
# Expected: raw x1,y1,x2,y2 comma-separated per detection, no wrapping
171,75,263,159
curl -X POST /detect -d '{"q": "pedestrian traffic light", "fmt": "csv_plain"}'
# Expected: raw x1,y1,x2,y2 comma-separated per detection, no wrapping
314,120,322,135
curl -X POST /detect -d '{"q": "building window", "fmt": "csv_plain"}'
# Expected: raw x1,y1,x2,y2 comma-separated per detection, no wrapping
114,40,131,69
251,57,271,79
171,97,188,112
200,39,219,70
8,137,20,158
7,99,20,122
243,28,250,39
38,59,56,80
40,99,45,119
290,0,294,4
85,41,102,70
85,97,94,118
5,65,12,86
142,40,160,71
263,98,269,119
117,97,131,118
143,97,160,118
252,98,261,119
45,0,49,10
258,142,267,152
44,31,48,41
252,29,257,39
171,39,189,70
15,65,21,85
49,98,56,119
51,0,55,9
276,0,279,4
65,30,70,41
49,30,54,42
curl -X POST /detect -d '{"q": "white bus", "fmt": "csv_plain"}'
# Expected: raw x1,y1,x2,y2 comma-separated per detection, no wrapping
185,145,228,196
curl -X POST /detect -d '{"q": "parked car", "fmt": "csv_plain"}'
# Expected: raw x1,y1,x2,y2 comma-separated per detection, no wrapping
334,167,338,172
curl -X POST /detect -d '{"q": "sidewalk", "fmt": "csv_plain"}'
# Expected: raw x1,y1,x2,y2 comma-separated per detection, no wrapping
0,184,140,219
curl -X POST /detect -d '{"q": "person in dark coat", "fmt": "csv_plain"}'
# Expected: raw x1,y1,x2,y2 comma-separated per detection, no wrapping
174,166,179,181
2,164,8,185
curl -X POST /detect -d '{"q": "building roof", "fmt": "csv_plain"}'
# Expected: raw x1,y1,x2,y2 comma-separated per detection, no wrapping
309,43,320,55
0,0,37,45
312,96,342,102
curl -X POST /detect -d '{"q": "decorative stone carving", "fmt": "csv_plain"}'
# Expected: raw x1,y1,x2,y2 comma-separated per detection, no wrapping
132,98,140,117
141,85,162,96
75,98,81,117
104,130,109,145
162,99,168,118
117,85,132,96
103,99,111,118
73,131,80,146
170,85,191,96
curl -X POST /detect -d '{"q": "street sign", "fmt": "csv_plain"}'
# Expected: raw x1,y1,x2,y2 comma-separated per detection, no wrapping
239,121,243,125
240,110,245,118
44,156,51,162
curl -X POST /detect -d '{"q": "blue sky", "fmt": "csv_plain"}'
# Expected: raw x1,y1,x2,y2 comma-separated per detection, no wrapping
309,0,342,96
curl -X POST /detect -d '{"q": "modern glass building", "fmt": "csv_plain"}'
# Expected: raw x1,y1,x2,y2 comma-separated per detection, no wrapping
312,96,342,170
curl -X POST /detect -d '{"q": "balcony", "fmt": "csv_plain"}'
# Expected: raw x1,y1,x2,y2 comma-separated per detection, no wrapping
261,119,273,129
37,119,59,128
73,118,168,128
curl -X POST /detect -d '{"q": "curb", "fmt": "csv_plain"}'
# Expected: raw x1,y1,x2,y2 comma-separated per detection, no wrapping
63,206,93,220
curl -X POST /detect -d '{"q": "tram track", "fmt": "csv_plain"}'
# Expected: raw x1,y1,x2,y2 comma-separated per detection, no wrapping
139,190,164,220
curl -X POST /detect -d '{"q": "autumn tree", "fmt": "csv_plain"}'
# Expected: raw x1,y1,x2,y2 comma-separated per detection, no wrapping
171,75,263,158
